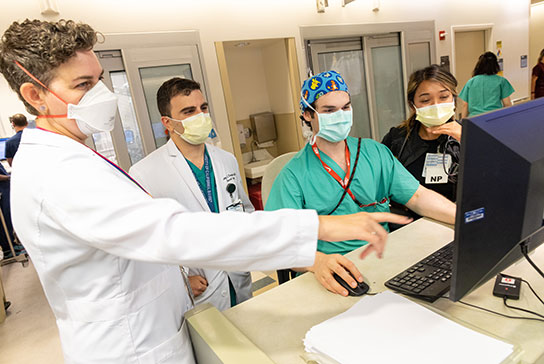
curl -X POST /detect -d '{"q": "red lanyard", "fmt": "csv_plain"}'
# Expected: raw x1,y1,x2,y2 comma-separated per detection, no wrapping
311,142,360,203
311,141,387,208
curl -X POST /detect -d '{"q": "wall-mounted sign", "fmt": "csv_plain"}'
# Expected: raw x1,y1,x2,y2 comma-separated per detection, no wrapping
440,55,450,72
496,40,502,58
521,55,528,68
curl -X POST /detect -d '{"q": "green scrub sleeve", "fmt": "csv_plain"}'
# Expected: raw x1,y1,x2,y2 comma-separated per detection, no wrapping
501,78,515,99
378,142,420,205
264,167,304,211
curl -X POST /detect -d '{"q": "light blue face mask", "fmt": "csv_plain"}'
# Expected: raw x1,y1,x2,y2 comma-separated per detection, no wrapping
315,109,353,143
301,95,353,143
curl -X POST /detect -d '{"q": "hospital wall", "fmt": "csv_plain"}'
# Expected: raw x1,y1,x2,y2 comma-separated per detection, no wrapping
530,3,544,72
224,39,296,158
0,0,531,155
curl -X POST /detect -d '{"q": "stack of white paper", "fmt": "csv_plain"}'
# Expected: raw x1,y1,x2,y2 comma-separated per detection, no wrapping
304,291,513,364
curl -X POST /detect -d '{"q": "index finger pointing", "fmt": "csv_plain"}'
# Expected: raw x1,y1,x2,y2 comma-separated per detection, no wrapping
369,212,412,225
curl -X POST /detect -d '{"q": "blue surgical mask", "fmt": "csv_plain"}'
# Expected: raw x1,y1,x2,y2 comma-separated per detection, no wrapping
315,109,353,143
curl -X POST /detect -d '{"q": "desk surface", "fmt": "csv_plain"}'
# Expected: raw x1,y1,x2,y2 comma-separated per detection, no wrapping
223,219,544,364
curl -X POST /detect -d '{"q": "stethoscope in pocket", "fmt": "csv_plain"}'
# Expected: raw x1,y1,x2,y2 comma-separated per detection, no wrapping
225,183,245,212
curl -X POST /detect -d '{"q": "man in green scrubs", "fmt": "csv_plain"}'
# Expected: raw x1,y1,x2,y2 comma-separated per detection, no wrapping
266,70,456,296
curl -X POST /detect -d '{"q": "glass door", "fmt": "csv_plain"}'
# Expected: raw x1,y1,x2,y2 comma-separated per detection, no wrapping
96,50,145,169
110,71,145,165
365,34,406,141
138,64,193,148
308,39,372,139
307,33,406,141
94,45,208,169
122,45,208,154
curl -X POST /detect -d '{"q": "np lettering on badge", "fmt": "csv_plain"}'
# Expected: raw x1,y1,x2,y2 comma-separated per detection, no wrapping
423,153,451,184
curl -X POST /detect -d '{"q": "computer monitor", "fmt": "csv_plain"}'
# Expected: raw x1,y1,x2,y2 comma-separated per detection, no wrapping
450,97,544,301
0,137,9,160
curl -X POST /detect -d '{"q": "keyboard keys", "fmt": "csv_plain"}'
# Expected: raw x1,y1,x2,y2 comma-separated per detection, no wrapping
384,241,455,302
401,284,414,291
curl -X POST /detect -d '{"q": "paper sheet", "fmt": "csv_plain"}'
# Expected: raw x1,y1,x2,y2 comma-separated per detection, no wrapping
304,291,513,364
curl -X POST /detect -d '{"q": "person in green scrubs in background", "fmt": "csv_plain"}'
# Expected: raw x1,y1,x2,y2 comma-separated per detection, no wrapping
458,51,514,117
266,70,456,296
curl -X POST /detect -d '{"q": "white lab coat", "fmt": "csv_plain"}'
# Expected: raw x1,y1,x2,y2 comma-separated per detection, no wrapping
11,129,318,364
129,140,254,311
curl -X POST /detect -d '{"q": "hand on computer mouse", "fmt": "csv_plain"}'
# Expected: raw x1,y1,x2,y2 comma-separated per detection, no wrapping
333,273,369,297
309,252,364,296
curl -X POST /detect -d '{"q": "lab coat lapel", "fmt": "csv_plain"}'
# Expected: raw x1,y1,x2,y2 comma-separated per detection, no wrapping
166,140,210,212
207,146,227,211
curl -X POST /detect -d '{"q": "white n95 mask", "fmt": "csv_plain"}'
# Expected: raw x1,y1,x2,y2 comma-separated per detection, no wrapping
415,102,455,128
170,112,213,145
16,57,119,137
68,81,119,136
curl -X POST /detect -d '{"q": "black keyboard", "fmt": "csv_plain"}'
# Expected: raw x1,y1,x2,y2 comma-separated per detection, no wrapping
385,241,454,302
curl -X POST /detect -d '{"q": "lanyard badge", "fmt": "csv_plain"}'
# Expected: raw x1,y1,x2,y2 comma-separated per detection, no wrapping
188,151,217,213
312,142,354,197
225,182,244,212
423,153,452,184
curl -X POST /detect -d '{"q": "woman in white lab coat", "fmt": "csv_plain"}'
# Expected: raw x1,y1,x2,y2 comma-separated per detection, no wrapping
130,137,255,311
0,19,409,363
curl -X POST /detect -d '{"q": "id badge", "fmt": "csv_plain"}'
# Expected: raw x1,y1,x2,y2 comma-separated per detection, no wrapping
226,199,245,212
423,153,451,184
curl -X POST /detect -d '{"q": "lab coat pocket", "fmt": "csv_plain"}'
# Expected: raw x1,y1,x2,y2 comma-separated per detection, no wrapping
57,317,138,363
139,319,195,364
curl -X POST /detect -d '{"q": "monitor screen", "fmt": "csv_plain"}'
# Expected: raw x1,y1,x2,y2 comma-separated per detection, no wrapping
0,138,9,160
450,98,544,301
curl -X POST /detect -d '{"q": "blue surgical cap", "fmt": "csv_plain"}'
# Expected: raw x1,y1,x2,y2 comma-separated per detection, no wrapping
300,70,349,114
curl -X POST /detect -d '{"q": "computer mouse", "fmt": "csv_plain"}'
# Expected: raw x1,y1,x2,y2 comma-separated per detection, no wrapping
333,272,370,296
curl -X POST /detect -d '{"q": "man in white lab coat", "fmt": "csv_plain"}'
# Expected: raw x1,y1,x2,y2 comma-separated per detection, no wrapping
130,77,253,311
0,19,411,363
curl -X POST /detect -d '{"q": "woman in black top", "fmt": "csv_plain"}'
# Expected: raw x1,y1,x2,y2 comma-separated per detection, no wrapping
382,65,461,219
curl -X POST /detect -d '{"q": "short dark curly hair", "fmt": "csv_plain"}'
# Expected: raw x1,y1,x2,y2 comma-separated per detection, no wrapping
0,19,98,115
156,77,201,117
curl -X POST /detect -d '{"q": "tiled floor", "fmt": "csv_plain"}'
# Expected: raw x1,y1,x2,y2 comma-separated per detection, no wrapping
251,270,279,295
0,260,279,363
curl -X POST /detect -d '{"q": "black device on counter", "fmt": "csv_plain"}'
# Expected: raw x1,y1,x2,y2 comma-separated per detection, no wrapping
493,274,521,300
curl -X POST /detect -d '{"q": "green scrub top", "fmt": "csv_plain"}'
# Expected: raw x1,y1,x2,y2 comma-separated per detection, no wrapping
459,74,514,117
185,148,219,213
265,137,419,255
